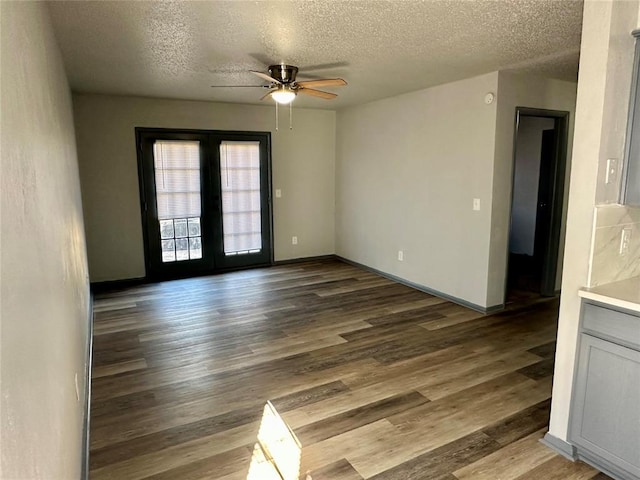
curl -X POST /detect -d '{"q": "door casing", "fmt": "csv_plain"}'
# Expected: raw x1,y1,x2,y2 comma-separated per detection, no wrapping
506,108,570,299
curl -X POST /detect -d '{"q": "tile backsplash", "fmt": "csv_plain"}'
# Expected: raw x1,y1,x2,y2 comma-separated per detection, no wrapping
588,204,640,287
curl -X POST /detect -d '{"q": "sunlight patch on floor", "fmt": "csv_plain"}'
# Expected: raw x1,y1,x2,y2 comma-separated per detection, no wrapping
246,401,308,480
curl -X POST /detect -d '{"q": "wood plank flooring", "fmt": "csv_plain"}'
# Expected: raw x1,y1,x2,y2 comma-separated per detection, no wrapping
89,259,611,480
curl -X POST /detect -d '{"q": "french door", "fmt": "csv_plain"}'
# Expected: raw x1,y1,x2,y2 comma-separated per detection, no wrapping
137,129,272,279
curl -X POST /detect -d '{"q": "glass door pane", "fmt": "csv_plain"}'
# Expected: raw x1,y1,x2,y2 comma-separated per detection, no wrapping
219,141,263,256
153,140,203,263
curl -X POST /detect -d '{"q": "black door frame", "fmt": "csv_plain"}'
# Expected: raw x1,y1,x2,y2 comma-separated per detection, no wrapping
136,127,274,281
506,107,570,298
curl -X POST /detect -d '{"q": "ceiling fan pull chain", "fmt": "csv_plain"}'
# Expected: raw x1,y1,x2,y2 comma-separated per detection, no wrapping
275,101,279,132
289,102,293,130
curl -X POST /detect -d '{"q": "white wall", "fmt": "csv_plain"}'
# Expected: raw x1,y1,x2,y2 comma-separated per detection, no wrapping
490,73,578,304
0,2,90,478
336,73,499,309
549,0,639,442
510,117,555,256
73,94,336,282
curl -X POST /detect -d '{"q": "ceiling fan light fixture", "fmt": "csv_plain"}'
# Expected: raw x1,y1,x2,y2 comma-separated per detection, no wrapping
271,86,296,105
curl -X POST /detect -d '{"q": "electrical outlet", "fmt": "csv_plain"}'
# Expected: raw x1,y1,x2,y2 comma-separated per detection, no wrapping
398,250,404,261
619,227,632,256
292,236,298,245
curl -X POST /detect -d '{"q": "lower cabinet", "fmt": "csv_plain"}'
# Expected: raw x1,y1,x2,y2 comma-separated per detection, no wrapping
570,303,640,480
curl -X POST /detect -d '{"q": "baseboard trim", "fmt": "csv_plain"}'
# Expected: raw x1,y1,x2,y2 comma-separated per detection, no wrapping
335,256,502,314
541,432,577,461
544,436,636,480
90,276,147,293
273,254,337,266
90,256,337,291
81,294,94,480
484,303,505,314
576,450,635,480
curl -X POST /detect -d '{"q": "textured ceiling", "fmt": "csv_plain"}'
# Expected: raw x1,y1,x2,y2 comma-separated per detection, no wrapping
48,0,583,110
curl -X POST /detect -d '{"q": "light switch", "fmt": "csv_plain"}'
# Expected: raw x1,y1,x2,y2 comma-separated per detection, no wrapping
275,189,282,198
473,198,481,211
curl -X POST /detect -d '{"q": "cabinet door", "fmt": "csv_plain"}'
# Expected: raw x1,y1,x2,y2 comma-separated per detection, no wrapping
570,334,640,478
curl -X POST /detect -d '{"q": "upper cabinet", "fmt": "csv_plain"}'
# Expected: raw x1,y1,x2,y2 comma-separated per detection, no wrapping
623,31,640,206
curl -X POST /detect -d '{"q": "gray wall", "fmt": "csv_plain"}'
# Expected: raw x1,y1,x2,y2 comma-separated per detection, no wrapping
490,72,578,304
335,72,576,309
336,72,499,308
73,94,336,282
0,2,90,478
510,116,555,256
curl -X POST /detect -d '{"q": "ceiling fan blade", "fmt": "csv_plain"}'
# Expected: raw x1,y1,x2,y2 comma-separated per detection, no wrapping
302,61,350,72
250,70,281,84
296,78,347,88
260,91,274,101
298,88,337,100
210,85,269,88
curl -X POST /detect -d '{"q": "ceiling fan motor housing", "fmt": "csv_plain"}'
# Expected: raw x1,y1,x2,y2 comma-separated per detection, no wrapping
268,64,298,84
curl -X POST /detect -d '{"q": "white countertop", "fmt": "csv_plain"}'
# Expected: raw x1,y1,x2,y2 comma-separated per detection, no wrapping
579,276,640,314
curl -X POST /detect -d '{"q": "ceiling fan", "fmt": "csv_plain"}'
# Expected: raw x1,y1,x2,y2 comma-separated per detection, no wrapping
211,64,347,104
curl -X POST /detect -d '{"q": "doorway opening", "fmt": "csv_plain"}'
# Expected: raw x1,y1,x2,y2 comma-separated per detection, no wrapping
136,128,273,280
506,108,569,301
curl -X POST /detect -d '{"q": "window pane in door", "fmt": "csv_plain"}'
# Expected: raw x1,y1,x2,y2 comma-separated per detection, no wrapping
159,220,174,239
174,218,188,238
175,238,189,260
153,141,202,262
187,217,201,236
219,141,263,255
161,239,176,262
189,237,202,259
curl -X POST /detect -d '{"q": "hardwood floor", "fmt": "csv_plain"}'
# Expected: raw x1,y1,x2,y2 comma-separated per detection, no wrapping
89,259,610,480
